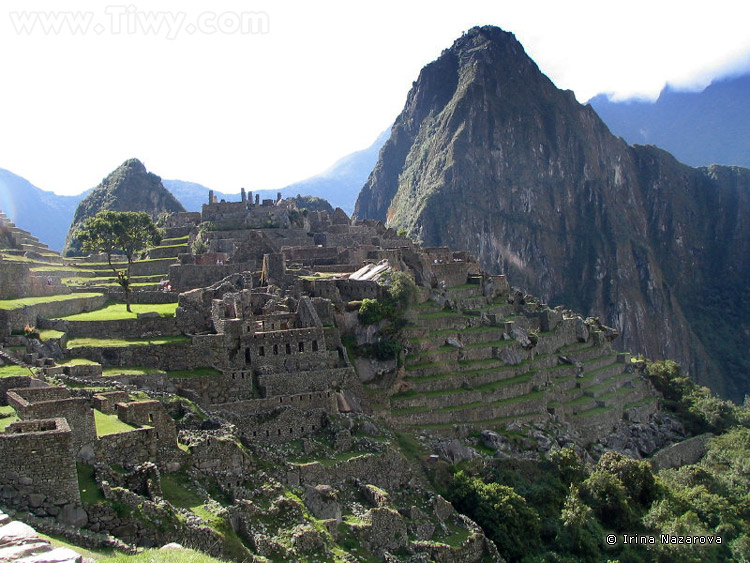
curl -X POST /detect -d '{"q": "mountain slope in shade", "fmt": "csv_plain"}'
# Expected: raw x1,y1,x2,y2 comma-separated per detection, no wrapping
354,26,750,401
63,158,185,256
0,168,85,251
589,74,750,168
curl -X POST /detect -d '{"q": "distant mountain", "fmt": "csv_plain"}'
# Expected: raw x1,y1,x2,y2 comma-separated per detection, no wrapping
63,158,185,256
354,25,750,401
164,130,388,214
0,168,84,251
589,74,750,167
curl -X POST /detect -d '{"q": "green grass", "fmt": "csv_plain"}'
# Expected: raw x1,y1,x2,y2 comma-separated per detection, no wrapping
167,367,221,378
160,473,205,511
38,329,65,341
57,302,177,321
77,462,106,504
0,364,33,377
66,335,190,348
98,548,226,563
36,531,114,560
0,405,19,430
160,236,189,245
94,410,139,437
0,292,103,310
101,366,163,377
61,357,100,365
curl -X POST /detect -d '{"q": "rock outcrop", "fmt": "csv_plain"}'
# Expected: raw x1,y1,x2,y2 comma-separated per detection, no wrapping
354,26,750,401
63,158,185,256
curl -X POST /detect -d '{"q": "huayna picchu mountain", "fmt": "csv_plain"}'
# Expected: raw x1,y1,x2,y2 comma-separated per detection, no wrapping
354,26,750,401
63,158,185,256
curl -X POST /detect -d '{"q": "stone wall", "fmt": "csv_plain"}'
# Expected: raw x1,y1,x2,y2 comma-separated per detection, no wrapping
116,400,177,453
66,340,204,371
212,390,337,413
40,317,180,339
257,367,357,397
219,404,329,443
0,261,71,300
95,427,156,468
0,375,32,406
335,279,383,301
291,450,412,490
0,294,108,335
169,263,255,292
130,258,178,277
0,418,81,511
7,387,97,454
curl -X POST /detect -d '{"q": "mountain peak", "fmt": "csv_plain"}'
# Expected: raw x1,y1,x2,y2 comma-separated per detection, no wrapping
63,159,185,256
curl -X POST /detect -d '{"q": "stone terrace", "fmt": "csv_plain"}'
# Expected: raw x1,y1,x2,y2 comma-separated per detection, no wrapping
391,282,657,443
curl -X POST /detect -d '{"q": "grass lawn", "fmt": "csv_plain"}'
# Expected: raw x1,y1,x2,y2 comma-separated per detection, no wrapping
0,405,19,430
60,357,100,365
0,364,33,377
66,335,190,348
0,293,102,310
36,531,114,560
94,409,139,437
98,548,225,563
101,366,163,377
57,302,178,321
76,463,106,504
38,329,65,341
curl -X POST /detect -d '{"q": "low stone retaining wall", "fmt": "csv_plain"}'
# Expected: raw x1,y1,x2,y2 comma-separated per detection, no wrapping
41,317,180,339
66,341,201,370
96,427,156,468
0,294,108,335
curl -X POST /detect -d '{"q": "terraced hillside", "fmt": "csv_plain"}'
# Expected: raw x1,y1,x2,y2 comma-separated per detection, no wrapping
390,282,657,444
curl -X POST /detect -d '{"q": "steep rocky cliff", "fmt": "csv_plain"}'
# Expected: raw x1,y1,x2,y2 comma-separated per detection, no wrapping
63,158,185,256
354,26,750,401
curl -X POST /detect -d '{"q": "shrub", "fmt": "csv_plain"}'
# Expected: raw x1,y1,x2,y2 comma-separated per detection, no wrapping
358,298,390,325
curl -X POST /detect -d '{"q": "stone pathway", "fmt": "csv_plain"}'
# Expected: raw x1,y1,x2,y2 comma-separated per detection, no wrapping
0,509,82,563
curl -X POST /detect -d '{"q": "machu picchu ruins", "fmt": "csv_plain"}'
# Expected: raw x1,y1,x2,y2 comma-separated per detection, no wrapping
0,187,693,562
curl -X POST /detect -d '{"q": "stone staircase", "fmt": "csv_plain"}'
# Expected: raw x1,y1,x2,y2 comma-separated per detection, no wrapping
392,287,656,440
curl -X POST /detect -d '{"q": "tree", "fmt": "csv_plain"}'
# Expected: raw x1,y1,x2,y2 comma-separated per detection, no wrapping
75,211,161,312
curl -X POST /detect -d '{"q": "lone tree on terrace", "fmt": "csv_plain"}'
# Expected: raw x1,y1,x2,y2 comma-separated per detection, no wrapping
75,211,161,312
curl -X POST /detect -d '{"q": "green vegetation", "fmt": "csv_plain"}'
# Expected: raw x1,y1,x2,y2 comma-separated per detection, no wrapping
66,335,190,348
98,548,225,563
75,211,162,312
432,362,750,563
0,405,19,430
101,366,162,377
57,302,177,321
0,292,102,310
77,463,105,504
94,410,138,436
0,364,32,377
38,329,65,341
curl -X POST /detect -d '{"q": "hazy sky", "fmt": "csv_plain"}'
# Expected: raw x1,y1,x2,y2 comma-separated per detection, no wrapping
2,0,749,196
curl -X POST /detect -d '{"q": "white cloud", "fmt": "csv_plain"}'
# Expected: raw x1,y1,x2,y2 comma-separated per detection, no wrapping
0,0,748,195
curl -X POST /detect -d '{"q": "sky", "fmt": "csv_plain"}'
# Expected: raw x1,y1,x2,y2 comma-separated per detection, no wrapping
1,0,749,197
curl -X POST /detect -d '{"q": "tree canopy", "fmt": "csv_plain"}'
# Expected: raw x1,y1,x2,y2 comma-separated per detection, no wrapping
75,211,161,311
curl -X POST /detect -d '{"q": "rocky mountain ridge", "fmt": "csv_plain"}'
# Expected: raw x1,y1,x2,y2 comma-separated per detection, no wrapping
354,26,750,401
